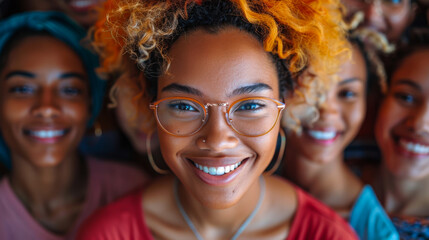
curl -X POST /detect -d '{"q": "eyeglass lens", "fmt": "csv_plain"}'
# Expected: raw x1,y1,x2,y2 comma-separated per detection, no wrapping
155,98,282,136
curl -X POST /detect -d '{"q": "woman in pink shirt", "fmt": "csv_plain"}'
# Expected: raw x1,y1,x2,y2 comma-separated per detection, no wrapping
0,12,147,240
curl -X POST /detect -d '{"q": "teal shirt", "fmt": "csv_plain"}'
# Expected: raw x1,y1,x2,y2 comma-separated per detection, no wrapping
349,185,399,240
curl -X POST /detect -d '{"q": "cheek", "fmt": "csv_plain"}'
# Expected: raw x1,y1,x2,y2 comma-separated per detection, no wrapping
385,5,411,29
0,99,29,127
375,99,399,145
251,126,280,164
65,101,91,126
347,99,366,133
157,129,189,166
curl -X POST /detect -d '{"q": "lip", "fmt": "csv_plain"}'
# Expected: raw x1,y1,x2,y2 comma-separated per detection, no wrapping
186,156,250,186
304,127,341,146
394,136,429,158
23,128,70,144
68,0,102,13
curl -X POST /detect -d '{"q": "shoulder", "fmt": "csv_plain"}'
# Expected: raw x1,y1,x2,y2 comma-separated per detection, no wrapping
350,185,399,240
87,157,149,196
288,186,359,240
76,189,153,240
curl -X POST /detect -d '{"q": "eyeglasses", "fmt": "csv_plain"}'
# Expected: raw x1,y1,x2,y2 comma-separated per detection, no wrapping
149,96,285,137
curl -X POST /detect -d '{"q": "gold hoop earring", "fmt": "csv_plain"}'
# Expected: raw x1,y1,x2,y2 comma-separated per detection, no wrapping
265,128,286,176
94,121,103,137
146,130,169,175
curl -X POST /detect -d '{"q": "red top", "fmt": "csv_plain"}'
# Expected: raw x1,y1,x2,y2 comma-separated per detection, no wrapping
77,185,358,240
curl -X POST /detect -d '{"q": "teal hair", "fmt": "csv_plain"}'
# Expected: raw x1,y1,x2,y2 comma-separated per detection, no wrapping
0,11,106,169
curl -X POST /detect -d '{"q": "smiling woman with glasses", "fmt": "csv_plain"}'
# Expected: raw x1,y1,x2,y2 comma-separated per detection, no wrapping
77,0,358,239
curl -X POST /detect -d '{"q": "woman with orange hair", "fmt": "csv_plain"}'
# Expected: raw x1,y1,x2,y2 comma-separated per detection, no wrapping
77,0,358,239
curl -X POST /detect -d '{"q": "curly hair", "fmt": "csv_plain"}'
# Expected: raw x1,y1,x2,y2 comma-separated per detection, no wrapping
282,12,394,133
93,0,348,133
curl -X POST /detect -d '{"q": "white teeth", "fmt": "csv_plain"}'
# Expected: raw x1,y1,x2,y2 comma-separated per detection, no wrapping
400,139,429,154
194,161,242,176
29,130,65,138
307,130,336,140
69,0,99,8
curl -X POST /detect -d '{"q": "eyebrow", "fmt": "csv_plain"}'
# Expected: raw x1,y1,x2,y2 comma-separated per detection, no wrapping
161,82,273,97
4,71,86,81
161,83,203,96
5,71,35,80
393,79,421,90
338,78,361,85
229,83,273,97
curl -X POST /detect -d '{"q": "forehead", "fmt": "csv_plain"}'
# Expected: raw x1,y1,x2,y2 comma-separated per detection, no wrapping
2,35,84,72
392,50,429,86
337,44,366,81
158,27,279,99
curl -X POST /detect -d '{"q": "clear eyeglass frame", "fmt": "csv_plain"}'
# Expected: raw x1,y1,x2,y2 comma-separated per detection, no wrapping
149,96,286,137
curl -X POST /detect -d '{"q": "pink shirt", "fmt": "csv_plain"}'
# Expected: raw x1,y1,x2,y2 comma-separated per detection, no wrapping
0,157,147,240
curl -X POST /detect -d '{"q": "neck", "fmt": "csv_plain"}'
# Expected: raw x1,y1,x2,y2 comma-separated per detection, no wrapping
9,153,87,212
176,176,263,239
380,167,429,216
283,144,362,213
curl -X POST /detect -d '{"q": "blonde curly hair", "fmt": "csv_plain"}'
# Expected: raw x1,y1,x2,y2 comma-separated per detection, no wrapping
93,0,349,133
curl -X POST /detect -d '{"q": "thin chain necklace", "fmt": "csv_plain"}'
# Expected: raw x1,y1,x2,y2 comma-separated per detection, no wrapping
173,176,265,240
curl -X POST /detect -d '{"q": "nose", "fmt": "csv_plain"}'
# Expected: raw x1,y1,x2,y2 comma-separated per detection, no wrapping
406,102,429,134
364,1,386,31
31,89,61,119
197,107,239,151
317,92,340,121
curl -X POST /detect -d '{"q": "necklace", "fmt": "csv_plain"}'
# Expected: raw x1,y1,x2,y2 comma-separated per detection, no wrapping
173,176,265,240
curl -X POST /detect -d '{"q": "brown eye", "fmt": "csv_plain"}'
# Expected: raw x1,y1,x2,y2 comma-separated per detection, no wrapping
394,92,416,105
61,87,83,96
9,85,35,95
338,89,357,99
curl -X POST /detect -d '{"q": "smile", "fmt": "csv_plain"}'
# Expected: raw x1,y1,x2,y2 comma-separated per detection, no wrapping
193,161,242,176
69,0,100,8
399,139,429,155
24,129,68,139
307,130,337,140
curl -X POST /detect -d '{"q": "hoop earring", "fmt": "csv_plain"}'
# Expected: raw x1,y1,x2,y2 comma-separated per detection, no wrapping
146,130,169,175
94,121,102,137
265,128,286,176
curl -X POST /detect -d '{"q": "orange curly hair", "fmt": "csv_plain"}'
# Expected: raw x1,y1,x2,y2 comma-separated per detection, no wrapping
92,0,349,133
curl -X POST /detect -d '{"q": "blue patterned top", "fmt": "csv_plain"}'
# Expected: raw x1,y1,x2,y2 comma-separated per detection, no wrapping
391,216,429,240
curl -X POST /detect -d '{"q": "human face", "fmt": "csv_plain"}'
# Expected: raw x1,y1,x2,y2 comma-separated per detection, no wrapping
156,27,281,209
341,0,414,43
0,36,90,167
115,74,157,154
287,45,367,163
375,50,429,179
17,0,104,28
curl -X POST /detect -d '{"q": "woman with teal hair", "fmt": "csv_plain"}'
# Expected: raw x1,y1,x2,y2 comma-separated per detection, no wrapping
0,12,147,239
